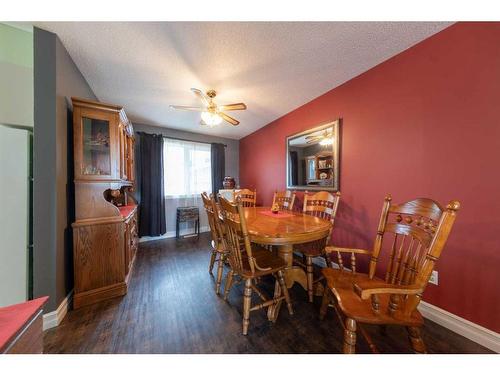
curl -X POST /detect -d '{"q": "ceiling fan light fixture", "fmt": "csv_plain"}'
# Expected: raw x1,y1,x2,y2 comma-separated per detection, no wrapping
201,111,223,127
319,137,334,146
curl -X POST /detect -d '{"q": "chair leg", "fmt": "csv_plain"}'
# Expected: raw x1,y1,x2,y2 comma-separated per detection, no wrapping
323,253,331,268
208,250,217,275
319,287,330,320
277,270,293,315
223,269,234,301
379,325,387,335
305,255,314,302
407,326,427,354
215,253,225,295
343,318,357,354
242,278,253,335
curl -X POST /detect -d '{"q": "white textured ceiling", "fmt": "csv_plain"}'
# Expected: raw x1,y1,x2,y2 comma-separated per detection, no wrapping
35,22,452,139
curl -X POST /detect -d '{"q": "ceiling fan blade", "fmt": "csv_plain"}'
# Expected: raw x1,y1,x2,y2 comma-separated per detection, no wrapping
218,103,247,111
170,105,205,112
219,112,239,126
191,88,210,107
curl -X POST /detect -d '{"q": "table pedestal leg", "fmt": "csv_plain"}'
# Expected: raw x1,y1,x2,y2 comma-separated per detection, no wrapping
278,244,307,290
267,243,307,321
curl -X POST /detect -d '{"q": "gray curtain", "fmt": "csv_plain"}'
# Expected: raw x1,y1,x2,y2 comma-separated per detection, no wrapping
211,143,225,196
289,151,298,186
137,132,166,237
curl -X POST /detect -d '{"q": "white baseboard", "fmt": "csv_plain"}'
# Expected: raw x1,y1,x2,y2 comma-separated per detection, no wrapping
418,301,499,352
43,290,73,331
139,226,209,243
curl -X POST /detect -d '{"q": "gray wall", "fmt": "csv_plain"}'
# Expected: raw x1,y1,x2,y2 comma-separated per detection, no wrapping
133,123,239,181
33,27,96,311
33,27,57,311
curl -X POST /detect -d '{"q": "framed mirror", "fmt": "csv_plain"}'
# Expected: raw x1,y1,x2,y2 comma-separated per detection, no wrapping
286,119,340,191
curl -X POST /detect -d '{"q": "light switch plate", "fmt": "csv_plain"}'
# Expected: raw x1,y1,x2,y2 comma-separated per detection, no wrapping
429,270,439,285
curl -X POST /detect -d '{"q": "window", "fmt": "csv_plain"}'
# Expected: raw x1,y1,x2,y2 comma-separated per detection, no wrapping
163,138,212,198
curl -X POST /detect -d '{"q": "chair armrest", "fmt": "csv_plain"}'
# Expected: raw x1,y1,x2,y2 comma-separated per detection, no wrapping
250,257,272,272
324,246,371,255
353,281,423,300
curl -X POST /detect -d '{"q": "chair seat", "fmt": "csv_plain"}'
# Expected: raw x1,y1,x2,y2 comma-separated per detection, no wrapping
322,268,423,326
240,245,287,277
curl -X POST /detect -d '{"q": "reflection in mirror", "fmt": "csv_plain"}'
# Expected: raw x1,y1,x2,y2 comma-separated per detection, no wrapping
286,120,340,191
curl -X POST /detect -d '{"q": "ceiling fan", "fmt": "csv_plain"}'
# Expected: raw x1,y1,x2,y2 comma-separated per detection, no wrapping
305,129,334,145
170,88,247,127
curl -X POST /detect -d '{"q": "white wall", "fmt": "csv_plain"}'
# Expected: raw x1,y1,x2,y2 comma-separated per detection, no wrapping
0,126,29,306
0,23,33,306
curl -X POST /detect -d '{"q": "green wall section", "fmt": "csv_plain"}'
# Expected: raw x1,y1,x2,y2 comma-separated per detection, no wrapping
0,23,33,68
0,23,33,127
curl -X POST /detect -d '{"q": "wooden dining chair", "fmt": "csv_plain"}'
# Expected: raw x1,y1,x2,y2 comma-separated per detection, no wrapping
218,196,294,335
234,188,256,207
294,191,341,302
319,195,460,354
201,192,228,295
272,190,296,211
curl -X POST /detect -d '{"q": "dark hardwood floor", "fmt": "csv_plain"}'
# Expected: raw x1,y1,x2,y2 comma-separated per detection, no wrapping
44,233,492,354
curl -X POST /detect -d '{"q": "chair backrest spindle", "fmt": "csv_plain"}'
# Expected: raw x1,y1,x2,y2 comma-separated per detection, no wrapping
367,196,460,315
234,189,256,207
201,192,224,250
272,190,296,211
218,196,256,275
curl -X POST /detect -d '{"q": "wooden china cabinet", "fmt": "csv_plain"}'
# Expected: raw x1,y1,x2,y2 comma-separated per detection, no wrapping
305,152,334,187
71,97,138,309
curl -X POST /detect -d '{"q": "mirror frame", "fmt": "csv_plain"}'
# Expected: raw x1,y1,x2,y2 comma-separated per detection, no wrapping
286,119,341,192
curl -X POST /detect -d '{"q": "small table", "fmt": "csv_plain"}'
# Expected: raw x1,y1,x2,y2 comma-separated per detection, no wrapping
176,206,200,239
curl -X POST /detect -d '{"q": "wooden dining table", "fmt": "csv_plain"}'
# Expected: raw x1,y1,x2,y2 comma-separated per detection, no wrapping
242,206,332,289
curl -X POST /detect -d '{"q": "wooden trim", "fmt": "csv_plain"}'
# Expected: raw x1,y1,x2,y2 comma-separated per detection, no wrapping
74,178,133,185
42,290,73,330
249,228,331,246
71,96,124,113
72,216,125,227
71,97,132,130
73,282,127,309
72,204,137,227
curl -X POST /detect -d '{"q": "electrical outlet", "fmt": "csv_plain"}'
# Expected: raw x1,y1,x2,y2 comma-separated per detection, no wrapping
429,270,439,285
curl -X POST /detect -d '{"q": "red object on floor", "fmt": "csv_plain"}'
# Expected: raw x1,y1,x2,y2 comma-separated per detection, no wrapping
0,296,49,351
259,210,294,218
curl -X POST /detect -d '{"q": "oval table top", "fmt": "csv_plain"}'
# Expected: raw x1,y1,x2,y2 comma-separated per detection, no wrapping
242,207,332,246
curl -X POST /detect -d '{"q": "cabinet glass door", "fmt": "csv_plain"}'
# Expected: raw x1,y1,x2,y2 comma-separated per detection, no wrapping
82,117,111,176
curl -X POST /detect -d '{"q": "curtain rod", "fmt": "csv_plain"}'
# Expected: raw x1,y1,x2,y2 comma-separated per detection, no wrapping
161,135,227,147
136,131,228,147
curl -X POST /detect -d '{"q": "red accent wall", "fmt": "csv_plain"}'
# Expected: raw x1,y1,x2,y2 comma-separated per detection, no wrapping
239,22,500,332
